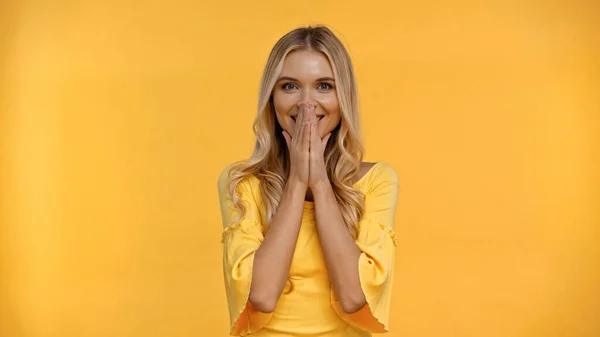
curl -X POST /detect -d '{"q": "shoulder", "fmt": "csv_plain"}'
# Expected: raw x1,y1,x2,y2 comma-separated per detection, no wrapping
364,161,400,193
359,162,400,229
353,161,378,185
372,161,399,183
359,161,377,175
217,163,236,194
217,162,260,197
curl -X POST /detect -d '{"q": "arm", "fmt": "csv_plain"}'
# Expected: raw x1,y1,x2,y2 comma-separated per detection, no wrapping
249,179,306,312
219,166,308,334
318,163,400,333
312,181,367,314
251,105,313,312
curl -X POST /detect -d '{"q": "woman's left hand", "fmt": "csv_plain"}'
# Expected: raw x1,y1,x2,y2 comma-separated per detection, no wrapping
308,108,332,190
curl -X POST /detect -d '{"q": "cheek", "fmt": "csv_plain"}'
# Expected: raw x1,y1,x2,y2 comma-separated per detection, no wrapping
317,105,341,138
321,97,341,122
319,94,340,112
272,92,297,132
273,91,296,114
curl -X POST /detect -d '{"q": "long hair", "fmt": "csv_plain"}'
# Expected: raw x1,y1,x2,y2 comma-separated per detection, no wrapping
227,24,365,238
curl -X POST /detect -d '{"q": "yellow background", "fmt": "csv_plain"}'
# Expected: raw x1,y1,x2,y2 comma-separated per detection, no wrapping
1,1,598,336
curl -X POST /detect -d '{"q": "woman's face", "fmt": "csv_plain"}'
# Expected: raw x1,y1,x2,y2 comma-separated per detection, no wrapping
272,49,341,140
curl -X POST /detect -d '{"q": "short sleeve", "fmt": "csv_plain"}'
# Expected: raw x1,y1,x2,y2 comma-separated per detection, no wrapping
330,162,400,333
218,164,273,336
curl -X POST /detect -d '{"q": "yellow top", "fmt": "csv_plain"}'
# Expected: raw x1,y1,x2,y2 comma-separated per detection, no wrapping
218,161,400,336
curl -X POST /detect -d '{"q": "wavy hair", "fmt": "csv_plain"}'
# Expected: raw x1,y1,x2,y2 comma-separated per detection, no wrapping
226,24,365,238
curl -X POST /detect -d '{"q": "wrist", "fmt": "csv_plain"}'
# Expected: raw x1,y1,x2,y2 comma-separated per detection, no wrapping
311,179,332,196
286,178,308,195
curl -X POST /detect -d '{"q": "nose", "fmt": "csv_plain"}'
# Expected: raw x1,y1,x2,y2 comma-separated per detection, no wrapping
296,100,317,111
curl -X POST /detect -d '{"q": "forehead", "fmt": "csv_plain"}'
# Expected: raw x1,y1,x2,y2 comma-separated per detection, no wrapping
279,49,334,79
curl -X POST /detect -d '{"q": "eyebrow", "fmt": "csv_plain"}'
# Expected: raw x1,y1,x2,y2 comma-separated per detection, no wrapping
276,76,335,82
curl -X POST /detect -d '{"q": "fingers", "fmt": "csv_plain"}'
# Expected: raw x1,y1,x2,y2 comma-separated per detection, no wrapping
302,110,311,153
310,120,318,152
291,105,318,154
321,133,332,153
282,130,291,151
297,108,307,148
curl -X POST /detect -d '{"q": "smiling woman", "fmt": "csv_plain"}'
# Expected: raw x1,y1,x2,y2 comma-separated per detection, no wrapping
272,51,340,139
217,25,400,337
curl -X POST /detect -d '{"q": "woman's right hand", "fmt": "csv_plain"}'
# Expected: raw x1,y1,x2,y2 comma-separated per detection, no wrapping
282,104,312,188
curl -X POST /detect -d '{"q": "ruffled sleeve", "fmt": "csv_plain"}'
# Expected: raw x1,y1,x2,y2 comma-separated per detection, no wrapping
330,162,400,333
217,164,273,336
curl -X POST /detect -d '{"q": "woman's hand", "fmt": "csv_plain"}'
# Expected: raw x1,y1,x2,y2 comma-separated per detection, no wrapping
308,108,332,190
282,106,311,189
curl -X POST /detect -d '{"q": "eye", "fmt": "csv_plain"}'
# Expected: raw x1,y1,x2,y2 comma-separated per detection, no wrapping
281,82,298,90
317,83,333,90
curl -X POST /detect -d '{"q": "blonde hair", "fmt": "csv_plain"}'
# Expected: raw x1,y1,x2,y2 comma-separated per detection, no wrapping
227,24,365,238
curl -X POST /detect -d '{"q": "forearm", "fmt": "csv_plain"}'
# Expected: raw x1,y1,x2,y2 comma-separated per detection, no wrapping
312,182,366,313
249,179,306,312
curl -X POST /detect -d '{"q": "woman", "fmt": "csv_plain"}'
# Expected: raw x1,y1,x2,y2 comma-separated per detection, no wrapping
217,25,400,336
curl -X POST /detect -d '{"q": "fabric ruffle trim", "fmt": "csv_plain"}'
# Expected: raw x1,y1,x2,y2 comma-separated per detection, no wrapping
359,217,399,247
220,219,263,244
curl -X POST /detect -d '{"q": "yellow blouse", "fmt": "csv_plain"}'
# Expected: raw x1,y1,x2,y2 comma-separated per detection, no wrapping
218,161,400,336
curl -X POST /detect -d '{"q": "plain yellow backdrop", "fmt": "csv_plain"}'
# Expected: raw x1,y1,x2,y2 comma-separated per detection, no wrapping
1,1,598,336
